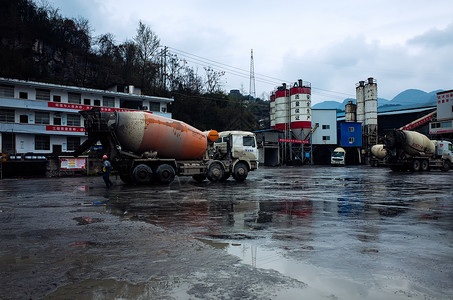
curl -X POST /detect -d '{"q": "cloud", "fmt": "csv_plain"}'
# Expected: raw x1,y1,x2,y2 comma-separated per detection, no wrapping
407,23,453,48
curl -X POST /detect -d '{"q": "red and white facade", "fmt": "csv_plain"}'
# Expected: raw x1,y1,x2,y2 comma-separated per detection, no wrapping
270,80,312,135
289,85,312,129
0,78,173,156
430,90,453,135
273,88,290,130
270,93,276,129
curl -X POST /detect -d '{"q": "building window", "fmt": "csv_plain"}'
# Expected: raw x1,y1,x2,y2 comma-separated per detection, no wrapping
322,125,330,130
35,135,50,150
35,112,50,124
84,98,91,105
349,127,355,132
53,95,61,102
441,121,451,128
103,96,115,107
67,114,81,126
349,137,355,144
36,89,50,101
93,99,101,106
295,101,300,107
20,115,28,123
295,95,299,99
67,137,80,151
149,102,160,112
19,92,28,99
0,84,14,97
54,115,61,125
322,136,330,141
0,109,15,122
68,92,81,104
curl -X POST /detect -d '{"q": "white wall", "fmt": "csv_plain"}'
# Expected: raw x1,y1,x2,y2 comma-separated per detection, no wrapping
312,109,337,145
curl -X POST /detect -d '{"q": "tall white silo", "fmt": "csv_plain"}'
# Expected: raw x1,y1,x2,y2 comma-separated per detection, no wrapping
274,84,290,130
356,81,365,124
270,93,276,129
345,100,357,122
289,79,312,139
364,77,377,127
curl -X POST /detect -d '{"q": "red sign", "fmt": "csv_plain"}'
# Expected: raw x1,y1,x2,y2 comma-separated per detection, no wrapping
279,138,309,144
47,102,151,113
46,126,85,132
401,114,434,131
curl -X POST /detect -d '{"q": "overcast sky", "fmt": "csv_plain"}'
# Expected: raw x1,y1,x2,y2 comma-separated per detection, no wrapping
44,0,453,104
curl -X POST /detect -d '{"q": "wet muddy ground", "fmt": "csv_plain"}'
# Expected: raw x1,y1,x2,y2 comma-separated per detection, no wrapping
1,166,452,299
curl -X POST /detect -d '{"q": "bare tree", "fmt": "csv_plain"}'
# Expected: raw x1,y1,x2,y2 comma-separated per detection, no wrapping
204,66,225,94
133,21,161,89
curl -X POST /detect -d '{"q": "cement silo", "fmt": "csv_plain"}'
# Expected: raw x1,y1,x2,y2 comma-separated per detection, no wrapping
274,84,290,130
364,77,377,127
355,81,365,124
289,79,312,139
270,92,276,129
364,77,378,146
345,100,357,122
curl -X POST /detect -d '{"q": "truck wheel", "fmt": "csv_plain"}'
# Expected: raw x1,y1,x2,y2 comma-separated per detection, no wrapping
232,162,248,182
155,164,176,184
411,159,421,172
421,159,430,172
441,160,451,172
207,162,225,182
192,174,206,182
133,164,153,185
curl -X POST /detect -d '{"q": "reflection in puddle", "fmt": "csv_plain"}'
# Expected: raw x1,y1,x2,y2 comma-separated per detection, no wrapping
223,241,420,300
44,277,183,300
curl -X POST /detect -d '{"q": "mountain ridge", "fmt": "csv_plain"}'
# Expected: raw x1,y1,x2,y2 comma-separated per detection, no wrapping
312,89,440,110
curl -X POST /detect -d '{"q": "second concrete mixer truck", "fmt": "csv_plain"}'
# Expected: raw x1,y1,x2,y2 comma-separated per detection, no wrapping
73,107,258,184
373,130,452,172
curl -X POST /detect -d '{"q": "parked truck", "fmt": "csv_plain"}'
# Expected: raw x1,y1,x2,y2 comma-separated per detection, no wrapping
380,130,452,172
73,108,258,184
370,144,388,167
331,147,346,166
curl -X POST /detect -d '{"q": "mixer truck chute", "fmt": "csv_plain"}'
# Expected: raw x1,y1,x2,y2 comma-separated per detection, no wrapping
382,130,452,172
74,108,258,184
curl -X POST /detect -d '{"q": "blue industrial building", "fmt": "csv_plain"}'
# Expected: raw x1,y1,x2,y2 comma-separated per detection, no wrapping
340,122,362,148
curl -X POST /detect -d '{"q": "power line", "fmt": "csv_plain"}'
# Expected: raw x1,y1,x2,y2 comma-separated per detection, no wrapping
164,46,355,99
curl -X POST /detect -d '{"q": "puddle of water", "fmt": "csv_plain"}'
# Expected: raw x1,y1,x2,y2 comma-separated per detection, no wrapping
224,241,425,300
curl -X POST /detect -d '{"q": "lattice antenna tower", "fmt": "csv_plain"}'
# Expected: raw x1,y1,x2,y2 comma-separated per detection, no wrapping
249,49,256,100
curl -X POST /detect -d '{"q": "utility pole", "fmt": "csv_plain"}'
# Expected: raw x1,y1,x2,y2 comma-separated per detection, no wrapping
161,46,168,89
249,49,256,101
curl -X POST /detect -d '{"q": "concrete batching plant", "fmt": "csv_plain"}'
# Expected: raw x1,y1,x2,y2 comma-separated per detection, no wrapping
269,79,312,164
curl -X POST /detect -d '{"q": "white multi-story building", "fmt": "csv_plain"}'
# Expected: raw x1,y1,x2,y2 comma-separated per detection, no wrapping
311,109,337,145
430,89,453,137
0,78,173,157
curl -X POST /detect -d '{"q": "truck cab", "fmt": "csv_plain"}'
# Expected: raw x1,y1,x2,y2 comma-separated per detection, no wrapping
213,131,259,181
331,147,346,166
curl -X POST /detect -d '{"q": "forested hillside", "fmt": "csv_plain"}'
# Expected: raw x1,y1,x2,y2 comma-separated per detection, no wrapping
0,0,269,131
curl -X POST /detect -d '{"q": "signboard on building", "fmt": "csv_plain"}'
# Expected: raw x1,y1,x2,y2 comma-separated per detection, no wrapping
60,157,86,170
278,138,309,144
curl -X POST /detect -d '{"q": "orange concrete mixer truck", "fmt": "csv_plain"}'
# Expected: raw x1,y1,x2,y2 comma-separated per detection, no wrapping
73,107,258,184
377,130,452,172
